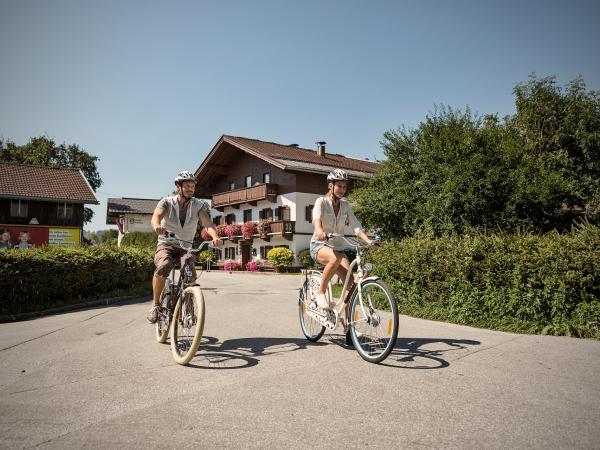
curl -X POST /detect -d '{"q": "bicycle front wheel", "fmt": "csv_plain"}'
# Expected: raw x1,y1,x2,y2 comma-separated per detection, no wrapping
349,279,398,363
155,286,171,344
298,277,325,342
170,286,205,365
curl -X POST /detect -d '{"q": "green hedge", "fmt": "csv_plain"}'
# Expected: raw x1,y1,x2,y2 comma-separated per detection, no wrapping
0,245,154,315
121,231,157,249
366,223,600,338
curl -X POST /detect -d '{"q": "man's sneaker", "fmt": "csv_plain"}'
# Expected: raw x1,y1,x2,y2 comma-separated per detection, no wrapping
147,305,160,324
315,292,330,310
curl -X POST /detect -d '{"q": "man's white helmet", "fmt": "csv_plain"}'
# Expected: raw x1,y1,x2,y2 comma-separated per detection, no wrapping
327,169,349,182
174,170,196,185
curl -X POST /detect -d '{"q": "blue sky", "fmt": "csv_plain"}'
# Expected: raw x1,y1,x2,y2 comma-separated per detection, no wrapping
1,0,599,231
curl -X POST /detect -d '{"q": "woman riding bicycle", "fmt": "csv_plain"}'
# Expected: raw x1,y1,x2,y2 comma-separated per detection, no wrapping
310,169,374,310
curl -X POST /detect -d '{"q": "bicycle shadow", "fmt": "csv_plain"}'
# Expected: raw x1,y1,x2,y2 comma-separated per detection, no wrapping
187,335,326,370
328,334,480,369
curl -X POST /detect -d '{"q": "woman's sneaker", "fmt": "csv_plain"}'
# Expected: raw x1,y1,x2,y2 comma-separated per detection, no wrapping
315,292,330,310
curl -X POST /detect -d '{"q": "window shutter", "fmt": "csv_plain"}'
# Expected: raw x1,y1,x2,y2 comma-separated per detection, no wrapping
283,205,290,221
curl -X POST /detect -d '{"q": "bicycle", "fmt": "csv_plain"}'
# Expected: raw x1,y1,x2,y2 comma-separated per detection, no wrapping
155,233,213,365
298,233,399,363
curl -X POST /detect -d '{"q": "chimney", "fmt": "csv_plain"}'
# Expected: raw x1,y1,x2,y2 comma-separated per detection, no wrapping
316,141,326,157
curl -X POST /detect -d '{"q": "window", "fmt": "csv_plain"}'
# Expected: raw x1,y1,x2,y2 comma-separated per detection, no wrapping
57,203,73,220
274,205,290,221
229,182,235,191
226,213,236,225
260,246,273,259
225,247,236,259
213,215,222,226
259,208,273,221
263,173,270,184
305,204,314,223
243,209,252,223
10,200,28,217
245,176,252,188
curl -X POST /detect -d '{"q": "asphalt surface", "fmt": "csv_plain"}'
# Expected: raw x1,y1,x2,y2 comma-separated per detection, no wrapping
1,271,599,449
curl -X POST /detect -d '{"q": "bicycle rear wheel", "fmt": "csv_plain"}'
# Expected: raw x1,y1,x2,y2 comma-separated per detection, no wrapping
298,276,325,342
349,279,398,363
170,286,205,365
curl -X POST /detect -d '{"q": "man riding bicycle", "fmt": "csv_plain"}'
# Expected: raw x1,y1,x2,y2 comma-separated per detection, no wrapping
147,170,223,323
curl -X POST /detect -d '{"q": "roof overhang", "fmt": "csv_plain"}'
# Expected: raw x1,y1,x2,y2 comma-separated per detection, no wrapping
0,194,96,204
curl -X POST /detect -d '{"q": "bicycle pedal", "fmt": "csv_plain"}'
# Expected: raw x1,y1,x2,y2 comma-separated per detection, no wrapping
307,303,335,330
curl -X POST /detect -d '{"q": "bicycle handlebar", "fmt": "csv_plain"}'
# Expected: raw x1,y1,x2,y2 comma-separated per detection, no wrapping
162,232,216,252
325,233,380,248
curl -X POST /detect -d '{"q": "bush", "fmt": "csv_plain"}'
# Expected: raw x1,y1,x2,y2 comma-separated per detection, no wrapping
267,247,294,272
198,250,214,264
121,231,157,249
245,261,262,272
366,222,600,338
0,245,153,315
297,248,315,268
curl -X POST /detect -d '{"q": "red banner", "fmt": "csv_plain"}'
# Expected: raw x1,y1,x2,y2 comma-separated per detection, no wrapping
0,226,49,249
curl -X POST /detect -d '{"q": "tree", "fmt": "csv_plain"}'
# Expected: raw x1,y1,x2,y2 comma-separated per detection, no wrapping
0,136,102,224
351,75,600,238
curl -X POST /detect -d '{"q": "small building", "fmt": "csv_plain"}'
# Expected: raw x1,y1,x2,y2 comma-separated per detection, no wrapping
194,135,379,268
0,162,99,248
106,197,159,246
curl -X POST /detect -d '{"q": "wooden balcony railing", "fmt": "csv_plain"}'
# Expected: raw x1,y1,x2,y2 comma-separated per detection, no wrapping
213,183,278,209
269,220,294,235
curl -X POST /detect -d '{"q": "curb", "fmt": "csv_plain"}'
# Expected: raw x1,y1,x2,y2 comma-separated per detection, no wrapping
0,292,152,323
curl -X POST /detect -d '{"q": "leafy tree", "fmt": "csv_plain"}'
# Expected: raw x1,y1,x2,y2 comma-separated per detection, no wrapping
352,75,600,238
0,135,102,224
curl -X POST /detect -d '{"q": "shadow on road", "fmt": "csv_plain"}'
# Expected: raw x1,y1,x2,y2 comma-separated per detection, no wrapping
187,335,326,370
380,337,481,369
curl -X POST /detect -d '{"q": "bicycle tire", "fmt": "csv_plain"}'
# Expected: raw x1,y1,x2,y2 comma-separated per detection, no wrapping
155,286,171,344
170,286,205,365
298,277,326,342
349,279,398,363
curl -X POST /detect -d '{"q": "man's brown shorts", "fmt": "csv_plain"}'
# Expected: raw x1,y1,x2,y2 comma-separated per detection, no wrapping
154,244,197,280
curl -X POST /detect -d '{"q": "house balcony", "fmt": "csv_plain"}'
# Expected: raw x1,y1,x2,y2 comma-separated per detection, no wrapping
213,183,278,210
220,220,295,242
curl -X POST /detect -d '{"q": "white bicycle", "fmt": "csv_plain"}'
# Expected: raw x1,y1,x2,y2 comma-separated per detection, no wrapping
298,234,399,363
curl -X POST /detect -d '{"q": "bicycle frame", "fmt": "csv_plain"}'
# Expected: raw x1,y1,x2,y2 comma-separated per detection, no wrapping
303,234,378,329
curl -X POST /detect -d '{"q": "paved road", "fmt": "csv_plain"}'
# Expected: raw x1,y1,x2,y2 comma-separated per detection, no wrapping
1,272,599,449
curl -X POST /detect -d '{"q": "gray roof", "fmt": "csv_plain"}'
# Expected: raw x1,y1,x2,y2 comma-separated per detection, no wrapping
106,197,160,224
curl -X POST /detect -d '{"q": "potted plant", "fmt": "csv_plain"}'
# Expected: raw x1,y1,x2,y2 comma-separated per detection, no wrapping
224,224,242,242
258,219,271,239
200,228,211,241
245,261,261,272
242,221,257,240
223,259,240,273
216,224,227,238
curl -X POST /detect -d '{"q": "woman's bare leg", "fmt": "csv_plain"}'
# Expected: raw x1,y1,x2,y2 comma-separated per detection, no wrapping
316,246,342,295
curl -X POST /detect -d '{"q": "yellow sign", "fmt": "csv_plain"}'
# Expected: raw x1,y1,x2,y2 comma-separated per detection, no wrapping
48,228,81,246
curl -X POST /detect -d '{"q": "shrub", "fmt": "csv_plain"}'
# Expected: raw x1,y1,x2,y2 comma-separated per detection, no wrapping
267,247,294,272
0,245,153,315
198,250,214,264
297,248,315,268
121,231,157,249
366,222,600,338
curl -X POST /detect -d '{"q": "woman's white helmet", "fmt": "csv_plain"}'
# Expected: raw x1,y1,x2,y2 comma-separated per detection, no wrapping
174,170,196,185
327,169,349,182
